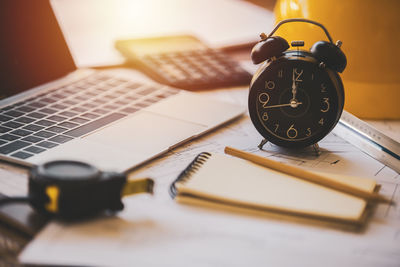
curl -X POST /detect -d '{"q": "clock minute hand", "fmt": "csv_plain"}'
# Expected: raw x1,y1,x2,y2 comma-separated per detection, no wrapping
264,102,303,109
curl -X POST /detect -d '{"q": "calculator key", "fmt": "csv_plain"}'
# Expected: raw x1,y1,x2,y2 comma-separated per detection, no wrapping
10,129,33,137
46,126,68,134
36,141,58,149
0,126,12,133
0,140,30,155
35,120,57,127
4,110,25,117
0,114,13,122
0,134,20,141
23,124,45,132
24,146,46,154
34,131,56,138
21,136,44,143
49,135,73,144
11,151,33,159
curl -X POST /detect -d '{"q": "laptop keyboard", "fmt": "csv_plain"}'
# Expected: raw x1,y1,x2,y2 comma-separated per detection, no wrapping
0,73,179,160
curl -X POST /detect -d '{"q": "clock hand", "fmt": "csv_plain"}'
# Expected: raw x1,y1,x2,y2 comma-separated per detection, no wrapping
291,71,297,100
265,101,303,109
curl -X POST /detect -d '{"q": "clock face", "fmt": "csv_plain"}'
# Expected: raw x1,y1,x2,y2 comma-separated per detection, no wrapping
249,55,344,148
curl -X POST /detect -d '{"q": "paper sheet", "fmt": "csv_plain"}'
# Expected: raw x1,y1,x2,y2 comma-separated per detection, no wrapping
19,87,400,266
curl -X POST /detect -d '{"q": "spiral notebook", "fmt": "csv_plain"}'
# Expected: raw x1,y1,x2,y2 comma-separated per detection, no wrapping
170,152,378,225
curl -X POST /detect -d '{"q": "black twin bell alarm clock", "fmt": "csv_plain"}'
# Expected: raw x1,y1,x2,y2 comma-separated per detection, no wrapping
248,18,346,152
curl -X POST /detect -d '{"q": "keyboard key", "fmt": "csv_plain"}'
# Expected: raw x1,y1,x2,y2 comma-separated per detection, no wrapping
103,104,119,110
137,87,157,95
39,97,57,104
70,117,90,124
50,93,65,99
24,146,46,154
11,151,33,159
34,131,56,138
0,140,6,146
50,104,68,110
61,100,78,106
114,100,129,106
15,117,36,124
81,113,99,119
121,107,139,114
0,114,13,122
0,140,30,154
92,108,108,115
47,115,67,122
0,134,20,141
46,126,68,133
28,102,47,108
35,120,56,127
4,110,24,117
82,103,96,109
71,107,88,113
21,135,44,143
65,113,126,137
91,99,107,104
23,124,45,132
59,111,79,118
58,121,79,129
39,108,57,114
10,129,33,137
0,126,12,133
27,112,47,119
49,135,73,144
16,106,35,113
37,141,58,149
3,121,24,129
135,102,151,108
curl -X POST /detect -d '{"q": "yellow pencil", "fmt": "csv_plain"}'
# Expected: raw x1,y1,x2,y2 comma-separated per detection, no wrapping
224,146,394,205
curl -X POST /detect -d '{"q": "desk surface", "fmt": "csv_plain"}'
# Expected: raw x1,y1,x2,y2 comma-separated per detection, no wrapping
9,84,399,267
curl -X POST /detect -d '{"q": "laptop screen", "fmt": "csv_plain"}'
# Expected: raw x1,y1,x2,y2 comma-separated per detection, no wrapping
0,0,76,100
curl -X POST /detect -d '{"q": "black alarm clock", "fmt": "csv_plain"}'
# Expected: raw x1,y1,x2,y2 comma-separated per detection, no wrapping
248,18,346,152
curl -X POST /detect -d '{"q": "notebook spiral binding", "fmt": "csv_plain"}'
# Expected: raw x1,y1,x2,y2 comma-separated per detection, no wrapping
169,152,212,198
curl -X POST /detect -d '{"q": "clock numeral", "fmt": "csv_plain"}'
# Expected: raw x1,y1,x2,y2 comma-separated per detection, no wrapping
274,123,279,133
265,81,275,90
321,97,330,113
278,69,283,78
318,118,324,125
262,112,269,121
286,124,298,139
258,93,270,108
321,83,327,93
306,128,312,137
293,68,303,82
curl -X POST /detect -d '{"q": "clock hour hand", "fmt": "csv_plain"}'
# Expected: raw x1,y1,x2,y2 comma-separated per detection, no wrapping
291,71,298,101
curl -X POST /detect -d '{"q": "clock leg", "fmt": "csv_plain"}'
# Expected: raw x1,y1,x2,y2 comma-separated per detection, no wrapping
312,143,321,156
258,139,268,150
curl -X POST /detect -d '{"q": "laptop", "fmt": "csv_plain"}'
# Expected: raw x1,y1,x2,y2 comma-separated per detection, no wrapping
0,0,244,234
0,0,245,173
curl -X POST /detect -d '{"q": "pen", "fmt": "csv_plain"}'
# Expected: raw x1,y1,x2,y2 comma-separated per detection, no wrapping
224,146,395,205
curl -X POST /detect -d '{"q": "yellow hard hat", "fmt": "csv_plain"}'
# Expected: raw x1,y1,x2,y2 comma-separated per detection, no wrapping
274,0,400,119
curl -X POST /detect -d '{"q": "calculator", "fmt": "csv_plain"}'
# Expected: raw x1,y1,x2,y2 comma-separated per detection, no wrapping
115,35,252,90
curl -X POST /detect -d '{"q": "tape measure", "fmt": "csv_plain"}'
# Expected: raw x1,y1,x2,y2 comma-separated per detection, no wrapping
333,110,400,174
28,160,154,219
